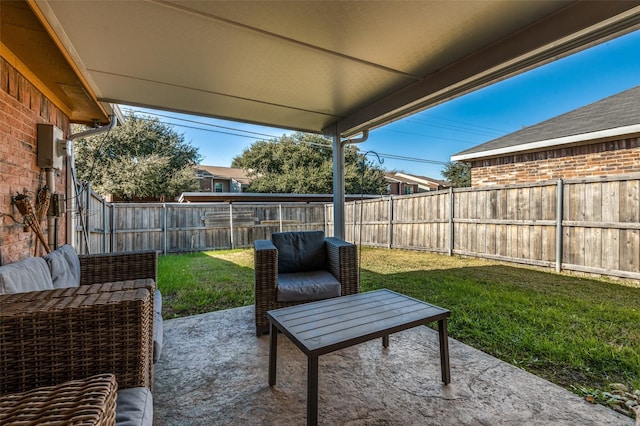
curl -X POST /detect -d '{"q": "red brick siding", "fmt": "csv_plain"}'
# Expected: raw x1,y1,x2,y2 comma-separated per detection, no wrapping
470,137,640,186
1,57,70,264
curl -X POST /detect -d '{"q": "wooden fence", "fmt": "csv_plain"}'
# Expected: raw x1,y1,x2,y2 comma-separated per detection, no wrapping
76,174,640,280
74,194,328,255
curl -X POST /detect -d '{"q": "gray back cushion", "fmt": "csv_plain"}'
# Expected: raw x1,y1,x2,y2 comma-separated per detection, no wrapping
43,244,81,288
272,231,326,273
0,256,54,294
116,387,153,426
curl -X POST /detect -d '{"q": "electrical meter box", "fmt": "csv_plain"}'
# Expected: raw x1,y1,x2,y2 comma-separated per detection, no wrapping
37,124,64,169
51,193,66,218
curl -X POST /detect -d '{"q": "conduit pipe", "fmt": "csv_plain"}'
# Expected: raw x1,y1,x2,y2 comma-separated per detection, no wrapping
45,168,56,248
67,115,118,141
45,116,118,248
342,130,369,146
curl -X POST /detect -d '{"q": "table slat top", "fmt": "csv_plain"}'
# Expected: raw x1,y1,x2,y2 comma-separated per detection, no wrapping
268,289,449,355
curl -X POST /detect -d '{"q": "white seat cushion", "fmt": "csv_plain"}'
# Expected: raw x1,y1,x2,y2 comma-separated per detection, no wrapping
0,257,54,294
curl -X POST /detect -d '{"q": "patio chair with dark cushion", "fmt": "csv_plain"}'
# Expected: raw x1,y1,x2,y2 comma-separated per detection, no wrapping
254,230,359,336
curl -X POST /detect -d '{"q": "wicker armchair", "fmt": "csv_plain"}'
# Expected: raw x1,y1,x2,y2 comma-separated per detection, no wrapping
254,231,359,336
0,251,158,396
0,374,118,425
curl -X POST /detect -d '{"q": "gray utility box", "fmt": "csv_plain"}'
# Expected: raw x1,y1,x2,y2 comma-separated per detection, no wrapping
37,124,64,170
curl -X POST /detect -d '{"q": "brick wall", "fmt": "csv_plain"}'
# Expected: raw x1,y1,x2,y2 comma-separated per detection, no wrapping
470,137,640,186
0,57,70,264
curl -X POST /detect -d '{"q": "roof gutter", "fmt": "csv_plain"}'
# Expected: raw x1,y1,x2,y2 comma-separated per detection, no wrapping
451,123,640,161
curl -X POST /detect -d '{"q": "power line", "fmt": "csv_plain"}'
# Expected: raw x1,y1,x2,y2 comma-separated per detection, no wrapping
407,117,505,138
121,108,282,139
122,108,447,167
378,127,477,145
413,114,510,134
376,153,447,165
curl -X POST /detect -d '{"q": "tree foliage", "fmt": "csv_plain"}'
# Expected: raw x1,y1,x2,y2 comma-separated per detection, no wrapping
74,113,202,200
231,133,387,194
441,161,471,187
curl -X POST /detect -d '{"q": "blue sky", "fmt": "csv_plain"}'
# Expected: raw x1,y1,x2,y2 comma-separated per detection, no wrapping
124,29,640,180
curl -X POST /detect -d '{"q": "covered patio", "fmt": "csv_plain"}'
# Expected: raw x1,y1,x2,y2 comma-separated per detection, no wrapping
2,1,640,425
153,306,631,425
19,0,640,239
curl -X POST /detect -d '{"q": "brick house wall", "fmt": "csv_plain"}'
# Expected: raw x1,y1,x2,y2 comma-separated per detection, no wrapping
0,57,70,264
470,137,640,186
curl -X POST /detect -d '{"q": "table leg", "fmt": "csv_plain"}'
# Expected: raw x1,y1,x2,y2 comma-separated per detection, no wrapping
269,322,278,386
307,356,318,426
438,318,451,384
382,334,389,348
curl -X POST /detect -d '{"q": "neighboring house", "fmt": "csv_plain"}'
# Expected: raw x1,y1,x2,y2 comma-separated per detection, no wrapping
385,172,449,195
451,85,640,187
195,166,251,193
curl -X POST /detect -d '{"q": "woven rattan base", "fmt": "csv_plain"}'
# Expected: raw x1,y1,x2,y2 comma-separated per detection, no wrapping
0,284,153,394
0,373,117,425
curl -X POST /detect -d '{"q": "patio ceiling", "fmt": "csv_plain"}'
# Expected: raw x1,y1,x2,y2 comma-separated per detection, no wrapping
29,0,640,137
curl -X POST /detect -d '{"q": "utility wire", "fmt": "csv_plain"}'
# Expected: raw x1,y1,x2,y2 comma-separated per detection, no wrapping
410,114,510,134
121,108,281,139
123,108,448,166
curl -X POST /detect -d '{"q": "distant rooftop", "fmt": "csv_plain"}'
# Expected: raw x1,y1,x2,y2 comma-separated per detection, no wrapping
385,172,449,189
195,165,251,185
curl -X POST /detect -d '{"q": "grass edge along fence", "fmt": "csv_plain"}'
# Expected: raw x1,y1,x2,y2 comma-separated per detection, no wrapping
77,173,640,281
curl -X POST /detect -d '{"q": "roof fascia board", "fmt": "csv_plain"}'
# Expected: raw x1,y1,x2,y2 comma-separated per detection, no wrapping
29,0,110,123
327,2,640,137
451,124,640,162
0,42,73,117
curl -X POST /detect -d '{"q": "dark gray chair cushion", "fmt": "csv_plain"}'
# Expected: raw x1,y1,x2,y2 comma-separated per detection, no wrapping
0,257,54,294
277,270,341,302
116,387,153,426
272,231,326,273
43,244,81,289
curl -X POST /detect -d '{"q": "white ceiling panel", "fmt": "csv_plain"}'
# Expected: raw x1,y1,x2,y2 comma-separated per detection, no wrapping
32,0,640,135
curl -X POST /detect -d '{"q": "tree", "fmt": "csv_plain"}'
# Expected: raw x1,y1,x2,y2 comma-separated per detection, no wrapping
231,133,387,194
441,161,471,187
74,113,202,200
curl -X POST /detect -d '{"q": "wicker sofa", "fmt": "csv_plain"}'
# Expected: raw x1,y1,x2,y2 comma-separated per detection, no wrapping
254,231,359,336
0,246,161,426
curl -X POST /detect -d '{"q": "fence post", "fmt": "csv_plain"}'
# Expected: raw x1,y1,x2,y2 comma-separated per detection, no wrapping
111,203,115,253
353,201,357,243
83,182,92,254
387,196,393,249
279,204,283,232
163,203,167,256
556,178,564,273
229,203,234,249
102,197,107,254
323,203,328,235
448,187,454,256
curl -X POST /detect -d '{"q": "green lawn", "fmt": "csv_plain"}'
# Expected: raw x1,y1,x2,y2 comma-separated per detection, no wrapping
157,247,640,413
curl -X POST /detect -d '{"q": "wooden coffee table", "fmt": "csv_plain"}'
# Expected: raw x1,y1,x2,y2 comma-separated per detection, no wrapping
267,289,451,425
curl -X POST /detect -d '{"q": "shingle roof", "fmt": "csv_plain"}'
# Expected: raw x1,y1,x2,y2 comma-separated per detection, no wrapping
195,166,251,185
452,85,640,161
384,172,449,189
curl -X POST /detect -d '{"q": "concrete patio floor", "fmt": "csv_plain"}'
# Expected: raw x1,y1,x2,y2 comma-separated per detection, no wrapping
153,306,632,425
